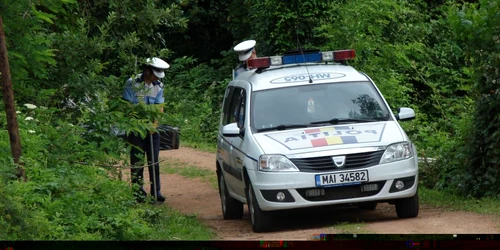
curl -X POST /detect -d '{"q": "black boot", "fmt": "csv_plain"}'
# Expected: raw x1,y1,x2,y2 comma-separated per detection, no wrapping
152,192,166,203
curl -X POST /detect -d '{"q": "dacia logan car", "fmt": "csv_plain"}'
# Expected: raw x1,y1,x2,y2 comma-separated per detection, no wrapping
216,49,419,232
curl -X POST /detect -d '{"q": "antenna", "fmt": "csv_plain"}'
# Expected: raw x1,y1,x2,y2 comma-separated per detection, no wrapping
295,2,313,83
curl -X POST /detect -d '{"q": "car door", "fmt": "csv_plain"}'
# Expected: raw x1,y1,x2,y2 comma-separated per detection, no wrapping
218,86,245,195
218,86,234,181
227,86,248,198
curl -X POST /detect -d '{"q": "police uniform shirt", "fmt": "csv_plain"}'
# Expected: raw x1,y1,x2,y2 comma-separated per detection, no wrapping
122,73,165,105
233,62,247,78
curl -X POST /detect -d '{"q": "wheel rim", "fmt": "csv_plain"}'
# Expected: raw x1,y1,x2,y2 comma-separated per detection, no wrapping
220,175,226,214
249,185,255,224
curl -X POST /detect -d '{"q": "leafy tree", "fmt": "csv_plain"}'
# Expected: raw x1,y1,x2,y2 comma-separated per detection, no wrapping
448,0,500,198
0,0,74,105
163,0,235,64
45,0,187,107
245,0,333,55
313,0,432,109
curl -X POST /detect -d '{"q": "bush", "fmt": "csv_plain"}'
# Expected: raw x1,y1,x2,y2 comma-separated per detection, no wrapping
0,102,181,240
447,0,500,198
162,56,229,145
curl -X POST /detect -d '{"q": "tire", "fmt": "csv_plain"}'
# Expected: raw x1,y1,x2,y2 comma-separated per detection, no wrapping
395,190,419,218
247,182,273,232
219,173,243,219
359,202,377,210
172,130,180,149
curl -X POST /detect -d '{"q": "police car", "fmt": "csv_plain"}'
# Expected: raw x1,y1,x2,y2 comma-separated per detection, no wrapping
216,49,419,232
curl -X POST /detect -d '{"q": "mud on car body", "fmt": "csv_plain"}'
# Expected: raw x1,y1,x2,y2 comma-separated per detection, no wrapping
216,49,419,232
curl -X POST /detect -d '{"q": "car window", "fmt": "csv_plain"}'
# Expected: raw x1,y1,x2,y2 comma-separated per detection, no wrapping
222,86,234,126
227,87,243,125
235,91,246,128
251,81,390,130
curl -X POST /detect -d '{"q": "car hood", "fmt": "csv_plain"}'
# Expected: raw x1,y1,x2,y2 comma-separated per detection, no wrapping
253,121,404,155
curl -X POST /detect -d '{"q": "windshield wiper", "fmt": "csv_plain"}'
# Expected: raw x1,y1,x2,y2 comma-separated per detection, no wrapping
310,118,380,125
256,124,310,133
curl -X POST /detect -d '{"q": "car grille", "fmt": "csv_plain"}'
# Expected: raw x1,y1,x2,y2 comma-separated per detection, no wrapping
297,181,386,202
290,150,385,172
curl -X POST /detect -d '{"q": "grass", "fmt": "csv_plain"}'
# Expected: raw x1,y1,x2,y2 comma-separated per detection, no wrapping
162,159,218,190
146,205,215,240
181,141,217,153
331,222,372,234
419,187,500,216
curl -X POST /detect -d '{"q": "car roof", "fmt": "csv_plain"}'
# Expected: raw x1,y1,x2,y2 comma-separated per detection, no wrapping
233,63,370,91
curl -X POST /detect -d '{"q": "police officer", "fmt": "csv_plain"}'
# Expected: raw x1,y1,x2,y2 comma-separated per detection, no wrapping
122,57,169,203
233,40,257,78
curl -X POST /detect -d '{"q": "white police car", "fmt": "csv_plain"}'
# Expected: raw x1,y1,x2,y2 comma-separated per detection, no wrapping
216,49,419,232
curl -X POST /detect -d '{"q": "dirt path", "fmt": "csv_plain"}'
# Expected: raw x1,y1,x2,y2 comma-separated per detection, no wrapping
148,147,500,240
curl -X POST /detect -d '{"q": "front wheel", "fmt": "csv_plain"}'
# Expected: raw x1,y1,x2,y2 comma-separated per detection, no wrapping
247,182,273,232
172,130,180,149
395,190,419,218
219,173,243,219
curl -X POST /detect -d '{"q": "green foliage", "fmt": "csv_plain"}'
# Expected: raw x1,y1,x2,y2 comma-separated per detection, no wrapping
3,0,500,240
246,0,333,55
162,56,229,144
420,187,500,215
164,0,235,64
414,104,474,193
0,104,214,240
447,0,500,198
315,0,432,109
0,0,74,102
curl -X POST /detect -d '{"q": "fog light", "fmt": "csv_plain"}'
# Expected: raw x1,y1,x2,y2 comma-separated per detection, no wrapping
395,180,404,190
276,192,286,201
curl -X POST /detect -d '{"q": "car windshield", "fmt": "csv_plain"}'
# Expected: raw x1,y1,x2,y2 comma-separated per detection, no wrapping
251,81,391,131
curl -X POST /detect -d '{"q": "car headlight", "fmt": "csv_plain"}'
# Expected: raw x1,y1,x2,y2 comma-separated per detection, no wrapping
380,142,413,164
259,155,299,172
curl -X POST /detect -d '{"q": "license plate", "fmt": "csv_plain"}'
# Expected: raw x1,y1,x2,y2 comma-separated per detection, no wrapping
315,170,369,187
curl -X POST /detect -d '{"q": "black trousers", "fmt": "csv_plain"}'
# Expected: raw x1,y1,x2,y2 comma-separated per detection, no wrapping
127,132,161,195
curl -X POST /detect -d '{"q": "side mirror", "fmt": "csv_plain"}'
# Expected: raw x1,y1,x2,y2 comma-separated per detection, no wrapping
222,123,240,137
396,107,415,121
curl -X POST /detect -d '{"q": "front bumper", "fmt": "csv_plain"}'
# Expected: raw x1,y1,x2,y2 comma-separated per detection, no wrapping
247,157,418,211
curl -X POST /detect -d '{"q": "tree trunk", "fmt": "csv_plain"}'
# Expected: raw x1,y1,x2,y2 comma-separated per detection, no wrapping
0,16,26,181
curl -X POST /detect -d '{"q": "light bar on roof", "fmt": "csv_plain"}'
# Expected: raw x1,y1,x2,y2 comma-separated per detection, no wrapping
247,57,271,69
246,49,355,70
270,56,282,66
321,51,334,61
333,49,356,61
282,52,322,64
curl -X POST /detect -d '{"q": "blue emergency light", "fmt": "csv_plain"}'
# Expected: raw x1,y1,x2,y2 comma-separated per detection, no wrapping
282,52,322,64
247,49,355,70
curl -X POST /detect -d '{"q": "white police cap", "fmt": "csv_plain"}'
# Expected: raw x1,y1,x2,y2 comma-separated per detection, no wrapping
145,57,170,78
234,40,256,61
